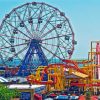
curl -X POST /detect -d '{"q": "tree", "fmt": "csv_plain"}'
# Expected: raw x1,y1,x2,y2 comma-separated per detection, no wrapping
0,84,20,100
85,90,91,100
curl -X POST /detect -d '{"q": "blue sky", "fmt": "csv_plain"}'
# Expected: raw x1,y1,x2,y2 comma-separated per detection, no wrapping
0,0,100,59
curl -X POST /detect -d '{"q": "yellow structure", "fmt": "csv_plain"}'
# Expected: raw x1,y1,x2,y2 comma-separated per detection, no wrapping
47,64,65,91
27,41,100,92
27,64,66,91
27,63,89,91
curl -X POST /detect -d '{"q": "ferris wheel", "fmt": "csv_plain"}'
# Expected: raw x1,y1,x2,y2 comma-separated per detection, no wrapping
0,2,76,75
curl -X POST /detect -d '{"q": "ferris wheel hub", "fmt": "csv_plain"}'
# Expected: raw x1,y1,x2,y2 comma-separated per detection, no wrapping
33,31,41,41
31,39,42,44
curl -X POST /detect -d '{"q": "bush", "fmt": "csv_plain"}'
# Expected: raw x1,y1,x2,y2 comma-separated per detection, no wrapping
85,91,91,100
0,84,20,100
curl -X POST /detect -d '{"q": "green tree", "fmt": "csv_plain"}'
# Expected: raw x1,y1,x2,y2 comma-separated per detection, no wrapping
0,84,20,100
85,91,91,100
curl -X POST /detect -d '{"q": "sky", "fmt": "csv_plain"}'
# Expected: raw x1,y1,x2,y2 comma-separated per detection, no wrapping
0,0,100,59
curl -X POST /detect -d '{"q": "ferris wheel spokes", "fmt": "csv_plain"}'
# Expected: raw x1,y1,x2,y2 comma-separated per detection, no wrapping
0,2,75,76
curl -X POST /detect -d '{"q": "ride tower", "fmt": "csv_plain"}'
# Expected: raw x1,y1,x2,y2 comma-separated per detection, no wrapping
88,41,100,79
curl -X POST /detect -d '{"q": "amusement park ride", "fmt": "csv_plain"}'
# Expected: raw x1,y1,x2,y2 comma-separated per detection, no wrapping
0,1,100,94
0,2,76,76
